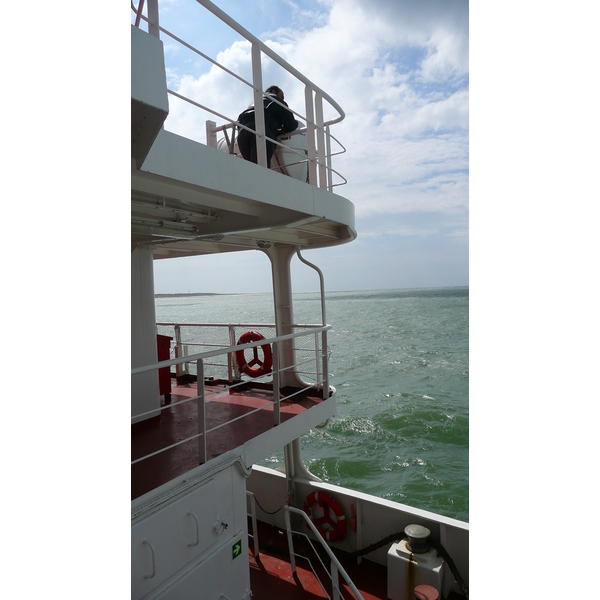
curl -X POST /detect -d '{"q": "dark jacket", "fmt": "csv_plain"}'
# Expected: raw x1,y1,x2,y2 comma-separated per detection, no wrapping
238,93,299,141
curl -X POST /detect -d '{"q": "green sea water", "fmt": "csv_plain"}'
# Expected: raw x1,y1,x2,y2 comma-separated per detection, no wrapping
155,287,469,522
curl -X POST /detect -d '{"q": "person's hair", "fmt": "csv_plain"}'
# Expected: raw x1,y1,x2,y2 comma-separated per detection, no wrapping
265,85,284,98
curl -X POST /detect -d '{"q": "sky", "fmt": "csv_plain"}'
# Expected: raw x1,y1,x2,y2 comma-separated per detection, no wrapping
143,0,469,293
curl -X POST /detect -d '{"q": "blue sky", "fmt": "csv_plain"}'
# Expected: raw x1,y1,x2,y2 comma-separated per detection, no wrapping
136,0,469,293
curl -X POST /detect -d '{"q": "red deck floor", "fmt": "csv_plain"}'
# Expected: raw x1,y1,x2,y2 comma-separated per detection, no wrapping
248,519,388,600
131,378,324,500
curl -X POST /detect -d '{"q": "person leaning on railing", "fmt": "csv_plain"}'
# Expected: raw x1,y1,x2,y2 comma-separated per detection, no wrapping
237,85,299,167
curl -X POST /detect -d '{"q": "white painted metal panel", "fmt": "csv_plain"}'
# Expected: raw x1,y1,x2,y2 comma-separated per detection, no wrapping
152,533,250,600
131,479,219,598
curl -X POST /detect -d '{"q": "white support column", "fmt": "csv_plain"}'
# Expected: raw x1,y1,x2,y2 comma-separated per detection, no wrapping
265,246,304,388
131,246,160,423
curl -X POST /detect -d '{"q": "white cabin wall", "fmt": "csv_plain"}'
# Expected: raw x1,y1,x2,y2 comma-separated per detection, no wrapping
131,245,160,422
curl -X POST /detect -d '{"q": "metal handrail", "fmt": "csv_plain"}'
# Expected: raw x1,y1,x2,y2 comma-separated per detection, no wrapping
131,0,346,190
133,324,330,375
284,505,364,600
193,0,344,127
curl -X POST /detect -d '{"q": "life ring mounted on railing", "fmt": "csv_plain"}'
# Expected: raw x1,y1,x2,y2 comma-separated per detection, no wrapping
235,331,273,378
303,491,347,543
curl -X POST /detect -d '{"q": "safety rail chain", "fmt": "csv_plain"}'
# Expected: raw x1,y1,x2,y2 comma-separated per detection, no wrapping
156,322,329,384
132,325,332,466
284,506,364,600
131,0,347,191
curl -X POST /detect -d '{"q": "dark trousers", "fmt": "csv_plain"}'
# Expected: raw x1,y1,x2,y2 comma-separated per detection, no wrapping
238,128,275,166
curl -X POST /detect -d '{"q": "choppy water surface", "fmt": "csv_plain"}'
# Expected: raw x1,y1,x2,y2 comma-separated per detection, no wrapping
155,287,469,522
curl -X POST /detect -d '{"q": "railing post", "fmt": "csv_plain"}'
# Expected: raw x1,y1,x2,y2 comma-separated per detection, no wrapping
326,125,333,191
284,507,297,575
228,325,240,383
331,560,340,600
251,43,267,168
174,325,183,378
304,85,317,186
314,332,321,388
273,341,280,426
322,330,329,400
147,0,159,38
247,492,260,557
206,120,218,149
197,359,206,464
314,91,327,189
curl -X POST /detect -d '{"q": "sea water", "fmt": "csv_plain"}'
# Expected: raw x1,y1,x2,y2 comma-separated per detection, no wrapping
154,287,469,522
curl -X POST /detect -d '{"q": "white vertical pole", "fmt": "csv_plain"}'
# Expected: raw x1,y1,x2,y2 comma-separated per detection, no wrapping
174,325,183,378
304,85,317,186
229,325,238,383
314,91,327,189
197,359,206,464
147,0,159,38
251,43,267,168
273,341,280,425
322,330,329,400
326,125,333,191
247,492,260,558
206,120,218,148
314,332,321,388
284,507,297,574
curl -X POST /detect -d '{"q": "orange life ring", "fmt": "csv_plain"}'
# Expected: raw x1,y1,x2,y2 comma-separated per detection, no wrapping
302,491,346,543
235,331,273,378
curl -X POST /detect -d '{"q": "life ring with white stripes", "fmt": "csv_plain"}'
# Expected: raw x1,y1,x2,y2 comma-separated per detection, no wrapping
303,491,346,543
235,331,273,378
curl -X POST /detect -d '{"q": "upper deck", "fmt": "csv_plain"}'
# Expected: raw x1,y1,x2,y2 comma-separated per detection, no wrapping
131,0,356,259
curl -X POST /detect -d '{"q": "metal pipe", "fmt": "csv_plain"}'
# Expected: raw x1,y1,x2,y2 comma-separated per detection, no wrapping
295,249,326,327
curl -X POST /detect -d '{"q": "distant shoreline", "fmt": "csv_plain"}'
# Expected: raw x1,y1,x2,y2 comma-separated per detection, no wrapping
155,286,468,299
155,293,231,298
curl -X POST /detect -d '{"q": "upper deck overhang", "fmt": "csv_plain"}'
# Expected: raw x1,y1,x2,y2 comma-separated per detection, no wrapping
132,129,356,258
131,22,355,259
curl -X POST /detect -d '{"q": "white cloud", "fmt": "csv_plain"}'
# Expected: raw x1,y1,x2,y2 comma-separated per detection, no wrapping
162,0,468,237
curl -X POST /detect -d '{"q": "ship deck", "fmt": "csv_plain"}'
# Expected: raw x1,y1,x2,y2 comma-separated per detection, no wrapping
248,518,387,600
248,519,465,600
131,378,325,500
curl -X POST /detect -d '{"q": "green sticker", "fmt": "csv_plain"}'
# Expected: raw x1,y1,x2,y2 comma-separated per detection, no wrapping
232,539,242,560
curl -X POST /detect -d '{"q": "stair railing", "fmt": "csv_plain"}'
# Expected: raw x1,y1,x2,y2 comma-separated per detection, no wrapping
284,505,364,600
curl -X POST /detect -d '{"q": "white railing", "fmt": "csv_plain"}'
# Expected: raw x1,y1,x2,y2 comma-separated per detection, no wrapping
156,322,328,386
132,325,332,466
131,0,346,191
284,506,364,600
